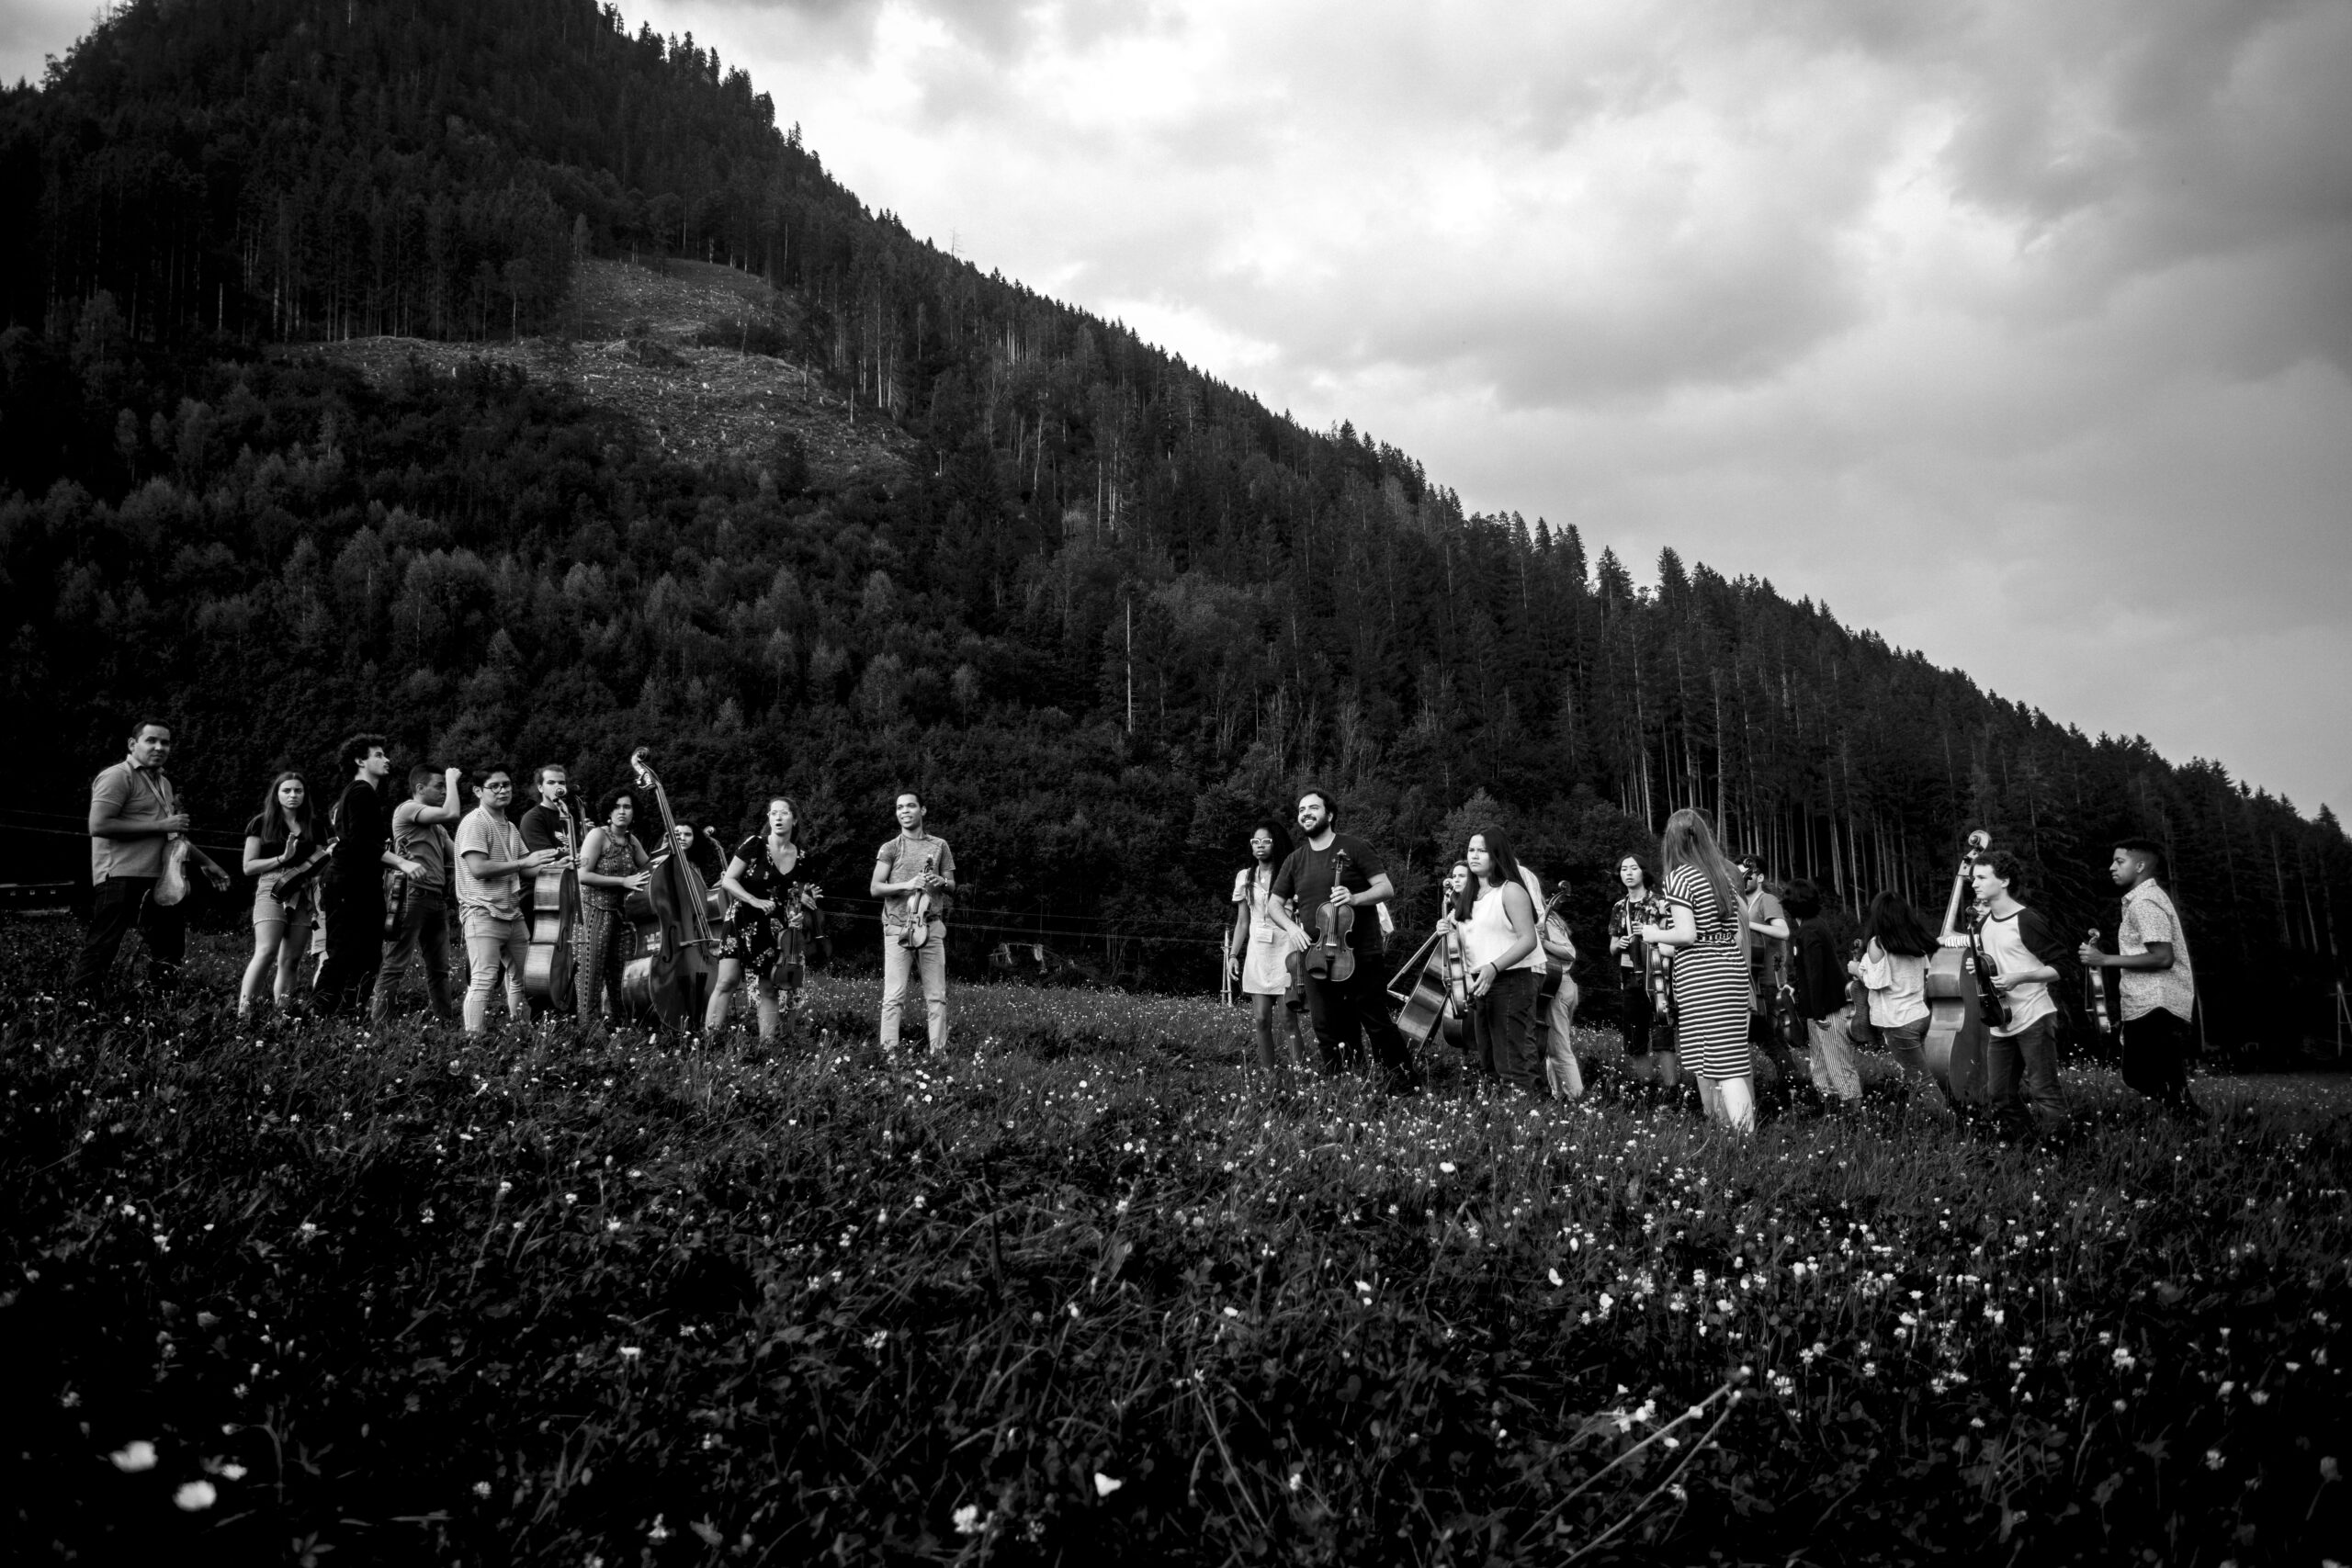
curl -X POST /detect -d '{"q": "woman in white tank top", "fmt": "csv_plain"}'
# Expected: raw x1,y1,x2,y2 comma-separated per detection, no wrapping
1446,828,1542,1094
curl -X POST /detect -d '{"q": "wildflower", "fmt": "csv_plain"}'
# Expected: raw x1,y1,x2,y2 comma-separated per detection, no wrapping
1093,1472,1124,1497
648,1514,671,1541
618,1345,642,1360
173,1481,217,1511
1547,1268,1564,1287
953,1503,989,1535
109,1441,157,1472
2206,1449,2225,1470
473,1480,493,1497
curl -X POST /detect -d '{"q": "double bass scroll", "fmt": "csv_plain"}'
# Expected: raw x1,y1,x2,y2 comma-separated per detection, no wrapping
616,748,719,1030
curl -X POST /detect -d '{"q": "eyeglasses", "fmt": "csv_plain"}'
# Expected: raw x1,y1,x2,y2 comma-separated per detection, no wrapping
484,781,514,791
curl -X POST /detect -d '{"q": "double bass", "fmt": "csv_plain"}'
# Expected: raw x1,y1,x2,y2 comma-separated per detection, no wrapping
1922,829,1995,1106
617,748,718,1028
1389,919,1469,1051
522,800,582,1011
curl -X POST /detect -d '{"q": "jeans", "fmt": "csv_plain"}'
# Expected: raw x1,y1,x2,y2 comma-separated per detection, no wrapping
1471,967,1541,1093
314,880,384,1017
1542,981,1585,1100
1985,1014,2069,1140
1804,1014,1862,1102
461,909,531,1034
74,875,184,996
1301,958,1419,1091
2120,1007,2193,1103
1617,974,1656,1055
880,919,948,1051
372,889,455,1024
1874,1015,1949,1105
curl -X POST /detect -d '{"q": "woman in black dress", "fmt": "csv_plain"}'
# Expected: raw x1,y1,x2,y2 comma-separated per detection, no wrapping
704,795,817,1043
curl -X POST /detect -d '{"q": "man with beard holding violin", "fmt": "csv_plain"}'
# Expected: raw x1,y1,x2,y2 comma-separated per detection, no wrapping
1267,786,1419,1093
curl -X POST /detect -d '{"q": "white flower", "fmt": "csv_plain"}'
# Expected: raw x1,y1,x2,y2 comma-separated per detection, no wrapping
1092,1472,1124,1497
109,1441,157,1472
1438,1162,1455,1174
473,1480,492,1497
618,1346,642,1360
217,1462,247,1480
953,1503,989,1535
173,1481,217,1511
648,1514,671,1541
1547,1269,1564,1287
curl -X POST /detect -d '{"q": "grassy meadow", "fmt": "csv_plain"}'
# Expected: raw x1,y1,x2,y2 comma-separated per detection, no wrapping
6,918,2349,1565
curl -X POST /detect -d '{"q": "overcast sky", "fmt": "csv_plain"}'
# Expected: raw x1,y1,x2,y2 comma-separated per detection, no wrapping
8,0,2348,816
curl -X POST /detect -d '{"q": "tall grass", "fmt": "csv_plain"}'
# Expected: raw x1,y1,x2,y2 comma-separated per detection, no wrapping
6,922,2347,1563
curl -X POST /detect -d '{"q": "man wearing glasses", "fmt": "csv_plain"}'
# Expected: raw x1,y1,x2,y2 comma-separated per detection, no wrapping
454,765,561,1035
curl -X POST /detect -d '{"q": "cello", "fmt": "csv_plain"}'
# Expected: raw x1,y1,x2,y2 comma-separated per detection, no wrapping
1922,829,1994,1106
522,800,581,1011
1390,920,1470,1051
616,748,718,1029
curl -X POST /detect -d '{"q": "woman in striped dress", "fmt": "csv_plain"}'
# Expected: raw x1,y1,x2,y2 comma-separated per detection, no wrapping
1638,808,1756,1132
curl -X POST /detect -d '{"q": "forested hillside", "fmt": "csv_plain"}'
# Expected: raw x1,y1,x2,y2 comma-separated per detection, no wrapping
2,0,2344,1050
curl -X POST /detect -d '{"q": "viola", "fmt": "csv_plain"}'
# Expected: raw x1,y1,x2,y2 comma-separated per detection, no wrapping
616,748,718,1029
1634,893,1676,1044
1533,883,1573,1005
522,801,581,1011
1922,829,1994,1105
1844,938,1880,1049
1964,906,2011,1032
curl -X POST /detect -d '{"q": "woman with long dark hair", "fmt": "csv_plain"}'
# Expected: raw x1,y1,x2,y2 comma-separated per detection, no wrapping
706,795,817,1043
1640,809,1754,1132
239,772,331,1018
1450,827,1543,1094
1227,823,1292,1077
574,786,651,1029
1851,890,1945,1107
1607,852,1679,1090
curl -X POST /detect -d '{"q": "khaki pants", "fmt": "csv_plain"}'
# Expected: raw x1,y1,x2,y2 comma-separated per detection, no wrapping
880,919,948,1051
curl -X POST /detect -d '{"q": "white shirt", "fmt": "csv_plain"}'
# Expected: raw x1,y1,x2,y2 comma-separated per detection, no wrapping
1974,909,2056,1038
1858,940,1929,1029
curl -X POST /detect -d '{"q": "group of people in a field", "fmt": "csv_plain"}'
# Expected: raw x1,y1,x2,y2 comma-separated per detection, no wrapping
1227,787,2202,1138
76,720,2200,1139
72,721,948,1055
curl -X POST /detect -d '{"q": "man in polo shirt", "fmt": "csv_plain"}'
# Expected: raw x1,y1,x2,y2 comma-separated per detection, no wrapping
872,790,956,1054
74,717,231,998
2079,837,2205,1122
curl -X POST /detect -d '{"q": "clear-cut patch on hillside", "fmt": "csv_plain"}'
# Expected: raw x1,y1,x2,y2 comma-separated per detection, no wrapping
298,259,911,491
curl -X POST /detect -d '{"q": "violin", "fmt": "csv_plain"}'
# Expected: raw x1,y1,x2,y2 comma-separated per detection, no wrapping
1922,829,1994,1105
1634,893,1676,1041
900,851,937,949
522,801,581,1011
1303,847,1358,984
616,748,718,1029
2084,925,2114,1035
1533,883,1573,1005
1844,938,1880,1049
1964,905,2011,1032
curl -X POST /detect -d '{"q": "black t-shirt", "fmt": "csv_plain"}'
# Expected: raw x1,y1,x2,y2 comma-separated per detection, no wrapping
1271,833,1385,955
244,814,303,862
330,779,388,879
518,802,579,855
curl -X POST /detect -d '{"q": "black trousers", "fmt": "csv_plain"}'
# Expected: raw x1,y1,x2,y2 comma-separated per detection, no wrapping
313,882,384,1017
1618,974,1656,1054
2120,1006,2193,1102
74,876,185,996
1301,959,1419,1090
